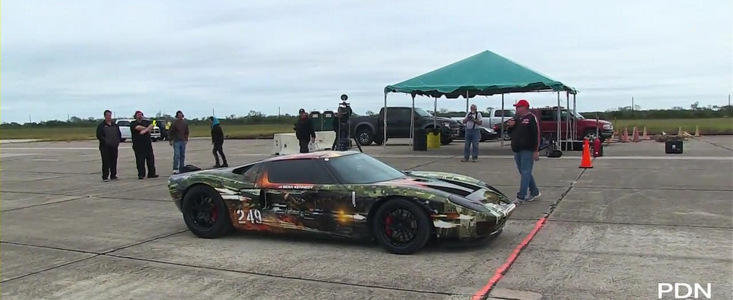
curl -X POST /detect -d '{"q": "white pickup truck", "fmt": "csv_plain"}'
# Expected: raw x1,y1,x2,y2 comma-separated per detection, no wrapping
481,108,515,129
116,118,161,142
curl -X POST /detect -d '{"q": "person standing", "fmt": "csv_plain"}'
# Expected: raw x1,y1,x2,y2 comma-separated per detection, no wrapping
210,117,228,168
130,110,158,179
96,110,121,182
169,110,189,174
507,99,541,203
462,104,482,162
294,108,316,153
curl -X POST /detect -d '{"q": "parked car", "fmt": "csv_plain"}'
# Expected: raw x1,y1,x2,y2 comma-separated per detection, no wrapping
150,125,161,142
116,118,162,142
481,108,515,129
494,107,613,141
116,119,132,142
168,151,515,254
450,117,496,142
350,107,460,146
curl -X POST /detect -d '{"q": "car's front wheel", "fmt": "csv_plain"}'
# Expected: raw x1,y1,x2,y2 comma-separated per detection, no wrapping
583,129,606,142
182,185,232,238
372,198,432,254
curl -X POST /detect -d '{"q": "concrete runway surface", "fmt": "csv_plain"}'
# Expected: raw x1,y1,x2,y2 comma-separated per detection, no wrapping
1,136,731,299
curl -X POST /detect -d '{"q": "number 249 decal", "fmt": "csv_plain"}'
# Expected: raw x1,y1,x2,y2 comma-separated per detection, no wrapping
236,209,263,224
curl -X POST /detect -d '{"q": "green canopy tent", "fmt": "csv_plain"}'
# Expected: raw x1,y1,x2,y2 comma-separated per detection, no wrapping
382,50,578,148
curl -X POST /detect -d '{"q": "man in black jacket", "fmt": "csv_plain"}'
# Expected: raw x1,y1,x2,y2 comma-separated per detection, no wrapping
507,99,541,203
130,110,158,179
96,110,121,182
210,117,228,168
294,108,316,153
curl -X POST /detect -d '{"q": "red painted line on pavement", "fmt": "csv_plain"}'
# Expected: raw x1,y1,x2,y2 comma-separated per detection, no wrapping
471,217,547,300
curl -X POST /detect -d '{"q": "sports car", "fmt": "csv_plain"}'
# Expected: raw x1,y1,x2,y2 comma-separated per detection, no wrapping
168,151,515,254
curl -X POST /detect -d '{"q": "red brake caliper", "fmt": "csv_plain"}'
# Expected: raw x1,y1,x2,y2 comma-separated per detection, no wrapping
210,204,218,222
384,216,393,237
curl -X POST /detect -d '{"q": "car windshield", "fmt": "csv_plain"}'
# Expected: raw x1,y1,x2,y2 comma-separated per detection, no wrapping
571,111,585,119
414,108,431,117
327,153,406,184
116,120,130,126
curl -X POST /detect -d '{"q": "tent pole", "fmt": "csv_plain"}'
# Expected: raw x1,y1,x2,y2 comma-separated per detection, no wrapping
410,94,415,148
556,92,561,145
433,97,437,129
466,91,469,113
383,92,387,148
500,94,505,147
566,92,570,142
572,93,577,150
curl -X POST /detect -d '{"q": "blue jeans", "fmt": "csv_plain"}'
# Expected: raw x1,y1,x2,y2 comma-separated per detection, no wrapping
173,140,186,171
514,150,539,199
464,128,480,160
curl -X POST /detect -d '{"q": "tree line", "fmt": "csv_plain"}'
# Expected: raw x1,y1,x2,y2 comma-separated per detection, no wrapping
0,110,298,128
2,106,730,128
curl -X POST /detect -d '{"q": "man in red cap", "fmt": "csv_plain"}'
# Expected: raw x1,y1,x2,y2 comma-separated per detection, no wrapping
507,99,541,203
294,108,316,153
130,110,158,179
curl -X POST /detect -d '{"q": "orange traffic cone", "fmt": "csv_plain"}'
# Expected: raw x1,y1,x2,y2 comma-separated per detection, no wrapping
642,126,648,140
580,139,593,168
632,127,640,142
694,126,701,137
621,128,629,142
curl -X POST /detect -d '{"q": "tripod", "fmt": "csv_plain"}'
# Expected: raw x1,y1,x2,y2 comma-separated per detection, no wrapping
331,120,362,152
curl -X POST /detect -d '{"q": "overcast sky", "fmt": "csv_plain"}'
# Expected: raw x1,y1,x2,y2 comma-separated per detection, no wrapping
2,0,731,123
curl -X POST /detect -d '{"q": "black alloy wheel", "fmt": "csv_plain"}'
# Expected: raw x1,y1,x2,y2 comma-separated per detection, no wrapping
372,198,431,254
182,185,232,238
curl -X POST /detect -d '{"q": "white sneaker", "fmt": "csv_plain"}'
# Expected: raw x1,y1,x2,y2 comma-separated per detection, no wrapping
512,197,525,205
172,170,179,174
526,192,541,202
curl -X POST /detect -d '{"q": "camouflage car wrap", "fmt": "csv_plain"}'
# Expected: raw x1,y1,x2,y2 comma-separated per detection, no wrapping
168,151,515,241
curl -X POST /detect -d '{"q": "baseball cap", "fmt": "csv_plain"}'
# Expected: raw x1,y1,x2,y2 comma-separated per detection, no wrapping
513,99,530,108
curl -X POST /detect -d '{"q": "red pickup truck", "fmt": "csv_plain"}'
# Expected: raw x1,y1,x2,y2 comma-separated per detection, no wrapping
495,107,613,142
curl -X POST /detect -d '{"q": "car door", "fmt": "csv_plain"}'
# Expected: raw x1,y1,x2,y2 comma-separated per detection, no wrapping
257,159,350,235
382,108,403,138
538,109,556,135
228,163,271,231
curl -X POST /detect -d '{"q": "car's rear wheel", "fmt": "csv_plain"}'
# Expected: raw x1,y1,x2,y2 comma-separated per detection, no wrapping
356,126,373,146
372,198,431,254
182,185,232,238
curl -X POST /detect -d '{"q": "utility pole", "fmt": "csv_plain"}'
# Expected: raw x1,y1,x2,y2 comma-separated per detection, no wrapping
631,96,634,111
278,106,281,117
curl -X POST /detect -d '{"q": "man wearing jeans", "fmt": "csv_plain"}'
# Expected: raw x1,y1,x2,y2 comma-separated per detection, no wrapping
461,104,482,162
170,110,189,174
507,99,541,203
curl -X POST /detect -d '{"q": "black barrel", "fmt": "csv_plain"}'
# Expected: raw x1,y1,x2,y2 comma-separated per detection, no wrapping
413,128,427,151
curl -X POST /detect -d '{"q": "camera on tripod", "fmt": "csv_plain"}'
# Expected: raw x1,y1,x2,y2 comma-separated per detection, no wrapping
337,94,351,122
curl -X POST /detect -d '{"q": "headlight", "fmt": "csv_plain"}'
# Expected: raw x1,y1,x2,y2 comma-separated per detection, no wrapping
603,123,612,130
443,122,451,127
